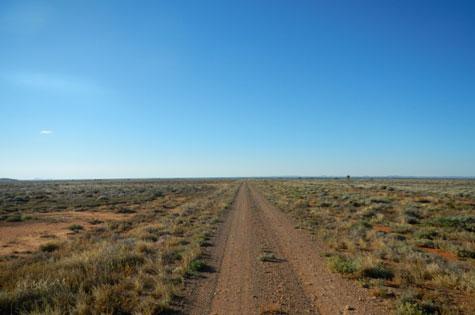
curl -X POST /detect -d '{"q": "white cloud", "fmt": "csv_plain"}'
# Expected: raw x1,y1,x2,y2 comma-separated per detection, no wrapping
40,130,53,135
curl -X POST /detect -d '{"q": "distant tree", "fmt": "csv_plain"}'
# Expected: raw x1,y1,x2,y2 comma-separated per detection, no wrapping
347,175,351,180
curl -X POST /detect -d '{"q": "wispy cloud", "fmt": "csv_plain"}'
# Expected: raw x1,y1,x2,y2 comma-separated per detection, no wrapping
3,71,105,94
40,130,53,135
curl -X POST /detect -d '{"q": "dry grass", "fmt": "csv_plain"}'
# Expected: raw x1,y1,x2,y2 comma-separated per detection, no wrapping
0,180,239,314
255,179,475,314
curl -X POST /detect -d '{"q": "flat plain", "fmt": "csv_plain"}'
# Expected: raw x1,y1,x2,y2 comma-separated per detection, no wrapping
1,179,474,314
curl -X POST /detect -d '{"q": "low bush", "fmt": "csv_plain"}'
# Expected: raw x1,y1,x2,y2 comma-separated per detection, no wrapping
457,249,475,259
115,207,136,214
259,252,279,263
4,214,29,222
327,255,358,274
40,243,60,253
414,229,438,240
187,259,206,274
432,216,475,232
361,265,394,280
68,224,84,232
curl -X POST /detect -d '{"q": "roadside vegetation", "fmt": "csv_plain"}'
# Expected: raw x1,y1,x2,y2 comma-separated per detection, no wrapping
0,180,239,314
255,179,475,314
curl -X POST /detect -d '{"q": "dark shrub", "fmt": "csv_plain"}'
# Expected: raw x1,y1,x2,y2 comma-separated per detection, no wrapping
188,259,206,274
115,207,136,214
457,249,475,259
40,243,60,252
433,216,475,232
361,265,394,280
5,214,23,222
68,224,84,232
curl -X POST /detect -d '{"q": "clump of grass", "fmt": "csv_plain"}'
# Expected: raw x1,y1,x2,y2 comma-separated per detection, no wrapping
68,224,84,232
396,302,425,315
414,229,439,240
260,304,289,315
39,242,60,253
396,291,440,315
88,219,103,225
142,235,159,242
96,195,109,202
327,255,358,274
197,232,213,247
259,252,279,263
403,208,421,225
161,249,182,264
372,287,395,299
115,207,136,214
4,214,30,222
370,197,392,204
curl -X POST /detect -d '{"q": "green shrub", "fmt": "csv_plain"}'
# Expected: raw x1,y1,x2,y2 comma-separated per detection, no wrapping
432,216,475,232
396,300,439,315
396,302,425,315
327,255,358,274
188,259,206,274
5,214,27,222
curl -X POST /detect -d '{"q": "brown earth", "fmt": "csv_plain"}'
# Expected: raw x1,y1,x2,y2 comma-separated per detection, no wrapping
185,182,391,315
0,210,131,256
420,246,458,262
373,225,392,233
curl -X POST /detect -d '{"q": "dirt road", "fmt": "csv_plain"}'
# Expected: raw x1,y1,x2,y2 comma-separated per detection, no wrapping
186,182,390,315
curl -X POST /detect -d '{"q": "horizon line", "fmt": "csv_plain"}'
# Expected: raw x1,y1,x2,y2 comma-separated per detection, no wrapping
2,175,475,181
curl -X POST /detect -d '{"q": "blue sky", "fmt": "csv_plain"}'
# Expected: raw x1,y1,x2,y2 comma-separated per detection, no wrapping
1,0,474,179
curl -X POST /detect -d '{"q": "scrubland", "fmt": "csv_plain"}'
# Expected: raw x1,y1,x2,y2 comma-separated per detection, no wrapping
255,179,475,314
2,178,474,314
0,180,239,314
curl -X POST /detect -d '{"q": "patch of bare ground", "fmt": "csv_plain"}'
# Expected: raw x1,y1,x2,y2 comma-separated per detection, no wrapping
419,246,458,262
0,210,131,256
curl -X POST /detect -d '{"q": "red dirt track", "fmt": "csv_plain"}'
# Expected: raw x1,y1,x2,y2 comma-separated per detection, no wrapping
186,182,390,315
